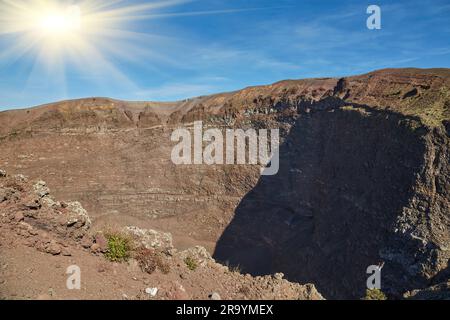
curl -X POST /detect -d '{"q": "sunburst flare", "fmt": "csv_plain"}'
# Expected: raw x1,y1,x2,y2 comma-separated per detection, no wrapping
0,0,191,88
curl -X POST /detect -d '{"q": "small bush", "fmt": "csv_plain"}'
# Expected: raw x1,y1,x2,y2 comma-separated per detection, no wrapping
135,248,157,273
134,247,171,275
230,264,242,273
104,232,132,262
224,261,241,273
157,257,171,275
364,288,387,300
184,256,198,271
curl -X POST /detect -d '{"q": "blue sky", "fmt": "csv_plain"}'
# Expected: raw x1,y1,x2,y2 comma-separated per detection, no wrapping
0,0,449,110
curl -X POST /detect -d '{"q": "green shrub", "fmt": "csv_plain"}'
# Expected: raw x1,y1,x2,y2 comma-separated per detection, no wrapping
104,232,132,262
364,288,387,300
184,256,198,271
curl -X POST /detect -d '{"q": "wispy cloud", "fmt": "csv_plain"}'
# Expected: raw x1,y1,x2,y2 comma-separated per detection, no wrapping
192,46,301,71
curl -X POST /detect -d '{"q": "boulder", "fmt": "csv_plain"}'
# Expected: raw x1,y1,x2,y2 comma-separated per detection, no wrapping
45,241,61,255
125,226,173,251
33,181,50,198
179,246,213,267
41,196,59,208
208,292,221,300
145,287,158,297
274,272,284,280
65,201,91,230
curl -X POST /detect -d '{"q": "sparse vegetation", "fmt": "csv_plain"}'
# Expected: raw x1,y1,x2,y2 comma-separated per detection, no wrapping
363,288,387,300
184,256,198,271
158,257,171,274
229,264,242,273
224,260,241,273
134,247,157,273
402,86,450,128
227,262,242,273
134,247,171,274
104,231,132,262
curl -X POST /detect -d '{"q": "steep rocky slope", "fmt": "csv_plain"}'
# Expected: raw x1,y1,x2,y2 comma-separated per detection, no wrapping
0,68,449,299
0,171,322,300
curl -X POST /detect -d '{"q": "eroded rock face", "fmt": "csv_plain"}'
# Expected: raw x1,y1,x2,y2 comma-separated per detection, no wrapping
0,68,449,299
65,201,91,231
0,173,91,241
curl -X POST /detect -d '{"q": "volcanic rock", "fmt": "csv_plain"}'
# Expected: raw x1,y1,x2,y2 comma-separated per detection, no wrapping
0,68,448,299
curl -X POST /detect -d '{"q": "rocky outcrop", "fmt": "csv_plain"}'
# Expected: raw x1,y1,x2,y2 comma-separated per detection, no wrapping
0,172,91,243
0,169,322,300
125,226,173,251
404,281,450,300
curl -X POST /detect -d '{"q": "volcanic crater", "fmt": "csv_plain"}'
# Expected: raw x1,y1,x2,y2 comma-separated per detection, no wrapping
1,68,449,299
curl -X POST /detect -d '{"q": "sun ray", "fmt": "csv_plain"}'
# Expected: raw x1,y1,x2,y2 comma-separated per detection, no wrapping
108,7,279,22
0,0,193,90
0,34,39,65
0,0,258,99
88,0,193,20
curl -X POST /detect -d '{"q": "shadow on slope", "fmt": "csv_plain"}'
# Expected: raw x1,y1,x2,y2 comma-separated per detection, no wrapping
214,104,427,299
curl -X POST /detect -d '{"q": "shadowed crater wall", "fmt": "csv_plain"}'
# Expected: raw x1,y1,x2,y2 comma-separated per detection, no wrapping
214,106,435,299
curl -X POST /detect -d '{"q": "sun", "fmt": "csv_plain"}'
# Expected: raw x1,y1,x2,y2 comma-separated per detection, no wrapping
2,1,96,51
0,0,191,88
37,5,82,38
